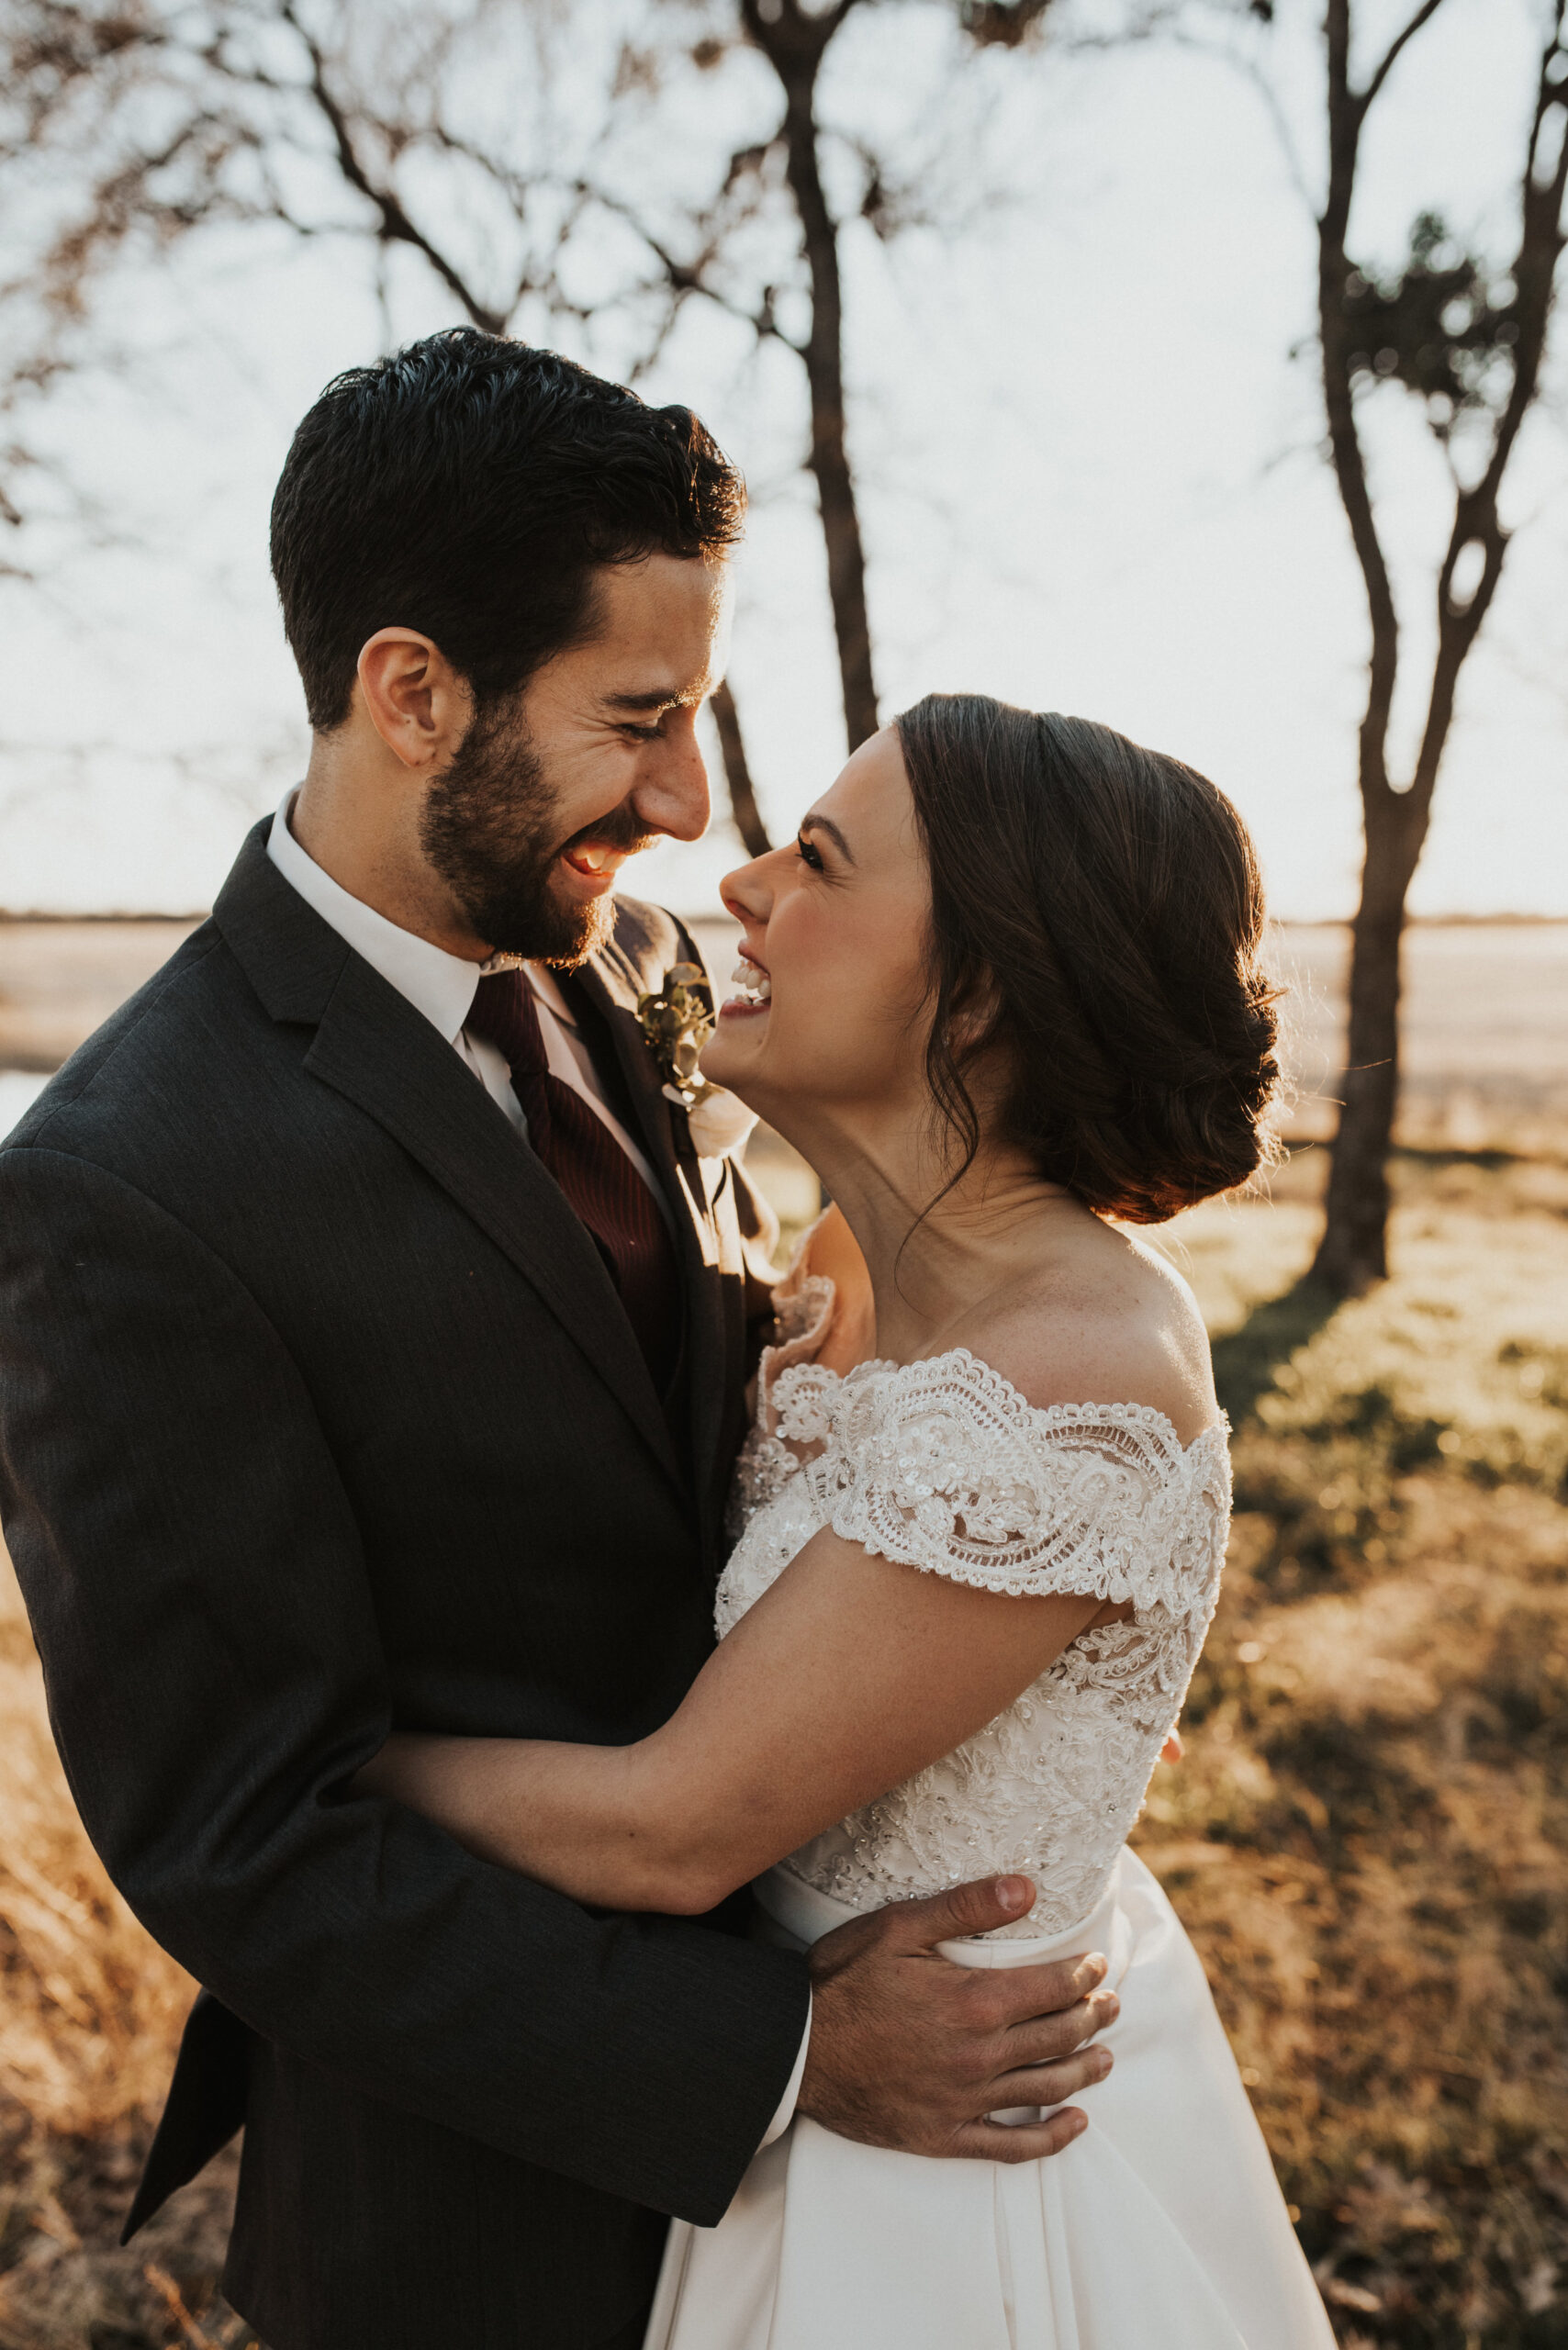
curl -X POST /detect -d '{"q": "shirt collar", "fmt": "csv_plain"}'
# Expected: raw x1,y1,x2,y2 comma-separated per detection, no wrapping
266,793,481,1044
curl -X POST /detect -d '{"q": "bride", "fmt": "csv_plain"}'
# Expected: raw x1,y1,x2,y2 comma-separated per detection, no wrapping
358,694,1334,2348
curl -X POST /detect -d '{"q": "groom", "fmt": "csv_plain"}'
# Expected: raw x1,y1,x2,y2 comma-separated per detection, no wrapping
0,332,1116,2350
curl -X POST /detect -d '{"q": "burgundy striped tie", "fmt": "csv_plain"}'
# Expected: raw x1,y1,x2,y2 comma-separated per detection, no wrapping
467,970,683,1393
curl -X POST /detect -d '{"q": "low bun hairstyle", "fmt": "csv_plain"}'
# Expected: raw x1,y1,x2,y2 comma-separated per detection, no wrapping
892,695,1281,1225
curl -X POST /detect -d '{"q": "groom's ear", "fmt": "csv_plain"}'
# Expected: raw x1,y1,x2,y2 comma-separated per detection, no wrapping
354,628,473,773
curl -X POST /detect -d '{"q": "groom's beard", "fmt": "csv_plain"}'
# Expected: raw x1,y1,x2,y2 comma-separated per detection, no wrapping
420,698,654,965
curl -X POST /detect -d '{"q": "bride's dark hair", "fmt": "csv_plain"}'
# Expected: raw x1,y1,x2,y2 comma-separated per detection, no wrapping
892,694,1281,1225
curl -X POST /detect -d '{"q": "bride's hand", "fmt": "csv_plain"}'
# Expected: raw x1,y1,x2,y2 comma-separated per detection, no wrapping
1160,1728,1183,1766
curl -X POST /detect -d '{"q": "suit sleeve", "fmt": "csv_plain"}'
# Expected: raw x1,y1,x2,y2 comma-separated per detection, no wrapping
0,1144,809,2225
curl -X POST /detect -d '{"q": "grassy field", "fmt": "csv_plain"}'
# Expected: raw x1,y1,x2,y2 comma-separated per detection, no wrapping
1140,1147,1568,2347
2,1143,1566,2345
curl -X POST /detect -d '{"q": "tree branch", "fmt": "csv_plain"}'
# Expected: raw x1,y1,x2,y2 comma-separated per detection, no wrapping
710,680,772,857
571,179,801,354
1318,0,1399,805
275,0,505,331
1357,0,1448,115
1405,2,1568,824
741,0,879,746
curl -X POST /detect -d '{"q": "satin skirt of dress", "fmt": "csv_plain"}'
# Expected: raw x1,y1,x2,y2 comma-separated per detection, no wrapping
643,1848,1335,2350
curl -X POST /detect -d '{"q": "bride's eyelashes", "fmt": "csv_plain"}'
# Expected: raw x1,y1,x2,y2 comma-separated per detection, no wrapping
796,834,825,871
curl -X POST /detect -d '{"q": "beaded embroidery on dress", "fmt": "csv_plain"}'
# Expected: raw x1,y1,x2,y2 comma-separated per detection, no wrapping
649,1240,1335,2350
720,1315,1230,1938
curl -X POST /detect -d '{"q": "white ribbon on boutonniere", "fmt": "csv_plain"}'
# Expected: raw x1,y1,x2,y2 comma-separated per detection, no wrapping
679,1085,758,1159
636,963,757,1160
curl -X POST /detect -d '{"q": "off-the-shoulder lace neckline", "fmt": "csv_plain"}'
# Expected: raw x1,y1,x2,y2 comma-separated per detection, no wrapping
782,1343,1230,1463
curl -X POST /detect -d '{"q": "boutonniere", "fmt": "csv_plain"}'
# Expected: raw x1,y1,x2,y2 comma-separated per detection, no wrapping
636,963,756,1158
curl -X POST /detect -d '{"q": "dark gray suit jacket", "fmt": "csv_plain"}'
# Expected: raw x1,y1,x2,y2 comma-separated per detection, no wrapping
0,824,810,2350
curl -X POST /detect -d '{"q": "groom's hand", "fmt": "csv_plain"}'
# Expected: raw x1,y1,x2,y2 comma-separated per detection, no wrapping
796,1874,1116,2163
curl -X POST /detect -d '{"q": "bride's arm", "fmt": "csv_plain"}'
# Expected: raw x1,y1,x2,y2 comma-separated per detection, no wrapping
354,1537,1105,1914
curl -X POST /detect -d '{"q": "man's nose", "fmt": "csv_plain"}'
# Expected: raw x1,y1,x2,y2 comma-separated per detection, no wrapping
633,725,711,844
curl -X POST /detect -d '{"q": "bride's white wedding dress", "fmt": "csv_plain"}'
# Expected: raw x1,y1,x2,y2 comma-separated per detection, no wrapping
644,1255,1334,2350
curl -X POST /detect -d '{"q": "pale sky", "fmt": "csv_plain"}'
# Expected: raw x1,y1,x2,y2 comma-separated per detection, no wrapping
2,0,1564,918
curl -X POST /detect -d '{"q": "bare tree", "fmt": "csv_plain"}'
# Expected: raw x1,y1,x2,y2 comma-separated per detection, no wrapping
735,0,1059,750
1,0,1066,855
741,0,879,745
1304,0,1568,1292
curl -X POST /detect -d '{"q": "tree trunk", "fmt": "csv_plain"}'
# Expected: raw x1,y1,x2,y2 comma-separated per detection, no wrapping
1309,4,1566,1292
745,0,880,750
710,679,772,859
1312,805,1419,1292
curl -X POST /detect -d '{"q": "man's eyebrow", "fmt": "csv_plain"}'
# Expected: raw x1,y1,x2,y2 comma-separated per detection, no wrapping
603,687,698,713
800,813,856,865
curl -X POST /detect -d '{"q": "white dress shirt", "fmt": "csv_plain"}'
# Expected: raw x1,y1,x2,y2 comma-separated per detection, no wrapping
266,794,808,2147
267,796,666,1203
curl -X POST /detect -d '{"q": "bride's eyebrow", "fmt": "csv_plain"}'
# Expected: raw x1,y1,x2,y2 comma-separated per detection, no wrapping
800,814,856,865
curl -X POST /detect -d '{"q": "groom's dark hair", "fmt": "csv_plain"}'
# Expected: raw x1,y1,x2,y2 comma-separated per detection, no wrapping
271,329,745,733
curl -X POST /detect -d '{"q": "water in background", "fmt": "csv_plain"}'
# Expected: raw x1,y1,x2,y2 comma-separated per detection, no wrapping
0,1072,47,1143
4,917,1567,1165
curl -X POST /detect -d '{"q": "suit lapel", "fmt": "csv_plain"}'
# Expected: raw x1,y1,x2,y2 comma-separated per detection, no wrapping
215,831,683,1494
573,950,731,1523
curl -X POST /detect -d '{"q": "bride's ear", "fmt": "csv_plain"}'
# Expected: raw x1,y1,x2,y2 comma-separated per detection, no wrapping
942,976,1003,1065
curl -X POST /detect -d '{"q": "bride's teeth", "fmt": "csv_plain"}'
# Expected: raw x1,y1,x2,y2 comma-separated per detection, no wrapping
725,959,771,1009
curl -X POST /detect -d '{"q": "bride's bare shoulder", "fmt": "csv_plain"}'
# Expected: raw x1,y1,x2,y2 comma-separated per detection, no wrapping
947,1219,1218,1449
790,1202,876,1376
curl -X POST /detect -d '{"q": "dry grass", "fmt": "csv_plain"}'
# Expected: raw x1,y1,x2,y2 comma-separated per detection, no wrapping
1137,1147,1568,2346
0,1552,248,2347
0,1570,192,2137
1,1147,1565,2344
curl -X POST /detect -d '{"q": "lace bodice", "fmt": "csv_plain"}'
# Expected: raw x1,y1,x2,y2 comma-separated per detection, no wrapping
720,1326,1230,1938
